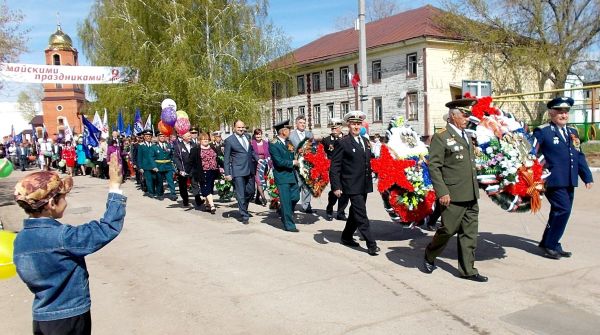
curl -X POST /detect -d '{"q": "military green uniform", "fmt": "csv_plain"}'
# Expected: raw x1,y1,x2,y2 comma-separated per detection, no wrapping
137,141,157,196
425,124,480,276
152,142,177,198
269,137,300,231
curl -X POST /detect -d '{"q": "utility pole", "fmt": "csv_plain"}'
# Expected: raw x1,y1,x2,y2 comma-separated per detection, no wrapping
358,0,368,113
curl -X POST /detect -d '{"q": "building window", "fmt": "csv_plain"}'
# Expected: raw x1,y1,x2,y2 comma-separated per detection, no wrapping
57,117,64,126
273,82,282,99
299,105,305,116
340,101,349,119
407,53,417,77
56,105,63,112
372,60,382,83
407,92,418,121
297,75,305,94
312,72,320,92
373,98,383,122
326,103,334,123
53,54,60,65
276,108,283,123
56,83,63,89
287,107,294,121
285,82,292,98
325,69,334,90
340,66,349,87
313,104,321,127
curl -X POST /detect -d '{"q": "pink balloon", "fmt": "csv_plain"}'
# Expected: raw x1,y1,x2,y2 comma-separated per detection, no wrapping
174,117,191,136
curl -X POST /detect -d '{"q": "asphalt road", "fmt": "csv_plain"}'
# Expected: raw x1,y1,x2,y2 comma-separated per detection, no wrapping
1,170,599,334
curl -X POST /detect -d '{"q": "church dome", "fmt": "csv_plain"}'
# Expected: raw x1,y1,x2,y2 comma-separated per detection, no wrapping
48,24,74,50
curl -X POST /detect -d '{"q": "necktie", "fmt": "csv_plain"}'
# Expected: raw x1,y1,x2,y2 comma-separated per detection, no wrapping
462,131,469,147
241,136,248,151
562,128,568,142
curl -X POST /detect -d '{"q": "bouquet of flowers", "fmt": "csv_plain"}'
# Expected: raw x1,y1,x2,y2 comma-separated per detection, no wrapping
215,170,234,201
467,94,547,213
296,138,330,197
371,116,436,225
266,169,280,209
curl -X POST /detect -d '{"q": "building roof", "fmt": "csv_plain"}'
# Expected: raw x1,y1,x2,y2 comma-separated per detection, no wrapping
282,5,456,67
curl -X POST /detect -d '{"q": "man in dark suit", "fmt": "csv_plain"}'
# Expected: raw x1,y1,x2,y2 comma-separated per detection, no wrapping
269,119,301,232
534,97,594,259
330,111,380,256
224,120,257,224
321,117,349,221
173,132,197,207
422,98,487,282
289,115,315,214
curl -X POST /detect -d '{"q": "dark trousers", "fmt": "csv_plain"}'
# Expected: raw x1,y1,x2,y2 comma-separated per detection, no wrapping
233,175,255,221
342,194,376,248
143,170,156,195
326,190,349,215
156,170,176,196
425,200,479,276
33,310,91,335
277,182,300,230
540,186,574,251
19,155,27,171
177,174,192,205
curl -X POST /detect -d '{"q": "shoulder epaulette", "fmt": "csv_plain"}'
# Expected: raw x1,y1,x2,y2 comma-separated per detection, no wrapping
436,128,447,134
537,124,550,129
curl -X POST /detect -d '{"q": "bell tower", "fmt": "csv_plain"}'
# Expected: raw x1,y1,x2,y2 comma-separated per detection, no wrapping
41,24,85,138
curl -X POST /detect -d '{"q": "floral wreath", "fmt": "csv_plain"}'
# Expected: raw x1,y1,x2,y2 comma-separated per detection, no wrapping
215,169,235,201
296,138,330,197
266,169,280,209
468,94,547,213
371,116,436,225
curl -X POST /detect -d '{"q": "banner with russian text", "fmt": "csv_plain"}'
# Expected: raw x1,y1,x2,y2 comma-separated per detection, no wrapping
0,63,138,84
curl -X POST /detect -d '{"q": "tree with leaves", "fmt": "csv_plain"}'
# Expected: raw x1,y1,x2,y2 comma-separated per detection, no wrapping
79,0,292,131
0,1,28,90
16,85,42,122
436,0,600,125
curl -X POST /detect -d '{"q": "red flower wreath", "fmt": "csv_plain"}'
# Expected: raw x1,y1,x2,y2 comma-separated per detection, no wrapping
300,142,330,197
370,145,415,193
389,188,437,223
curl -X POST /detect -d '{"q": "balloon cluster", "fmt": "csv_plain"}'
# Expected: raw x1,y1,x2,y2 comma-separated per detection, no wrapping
159,99,190,136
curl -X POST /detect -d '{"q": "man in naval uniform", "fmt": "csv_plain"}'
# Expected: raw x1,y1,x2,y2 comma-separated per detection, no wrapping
321,117,349,221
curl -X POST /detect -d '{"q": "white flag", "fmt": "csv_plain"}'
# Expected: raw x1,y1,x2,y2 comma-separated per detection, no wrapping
102,109,109,139
92,111,102,130
144,114,152,130
63,117,73,141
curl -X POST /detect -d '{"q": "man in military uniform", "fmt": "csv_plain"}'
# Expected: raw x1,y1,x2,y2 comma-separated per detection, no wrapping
269,119,300,232
321,117,349,221
534,97,593,259
423,98,488,282
153,132,178,201
330,111,380,256
137,130,158,198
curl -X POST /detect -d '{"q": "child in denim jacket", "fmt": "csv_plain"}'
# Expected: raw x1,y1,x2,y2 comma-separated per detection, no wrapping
13,153,125,335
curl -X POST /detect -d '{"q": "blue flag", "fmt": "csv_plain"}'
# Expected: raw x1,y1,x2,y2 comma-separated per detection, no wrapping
134,107,143,135
82,115,101,147
125,124,132,137
118,110,125,135
14,133,23,143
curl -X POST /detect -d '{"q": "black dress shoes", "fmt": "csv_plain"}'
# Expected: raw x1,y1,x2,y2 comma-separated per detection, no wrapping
461,274,488,282
326,212,333,221
336,213,348,221
303,206,314,214
557,248,572,257
367,246,380,256
340,238,360,247
422,257,436,274
540,247,561,259
242,219,249,225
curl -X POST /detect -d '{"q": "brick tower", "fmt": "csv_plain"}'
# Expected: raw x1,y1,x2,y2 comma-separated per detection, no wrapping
41,24,85,138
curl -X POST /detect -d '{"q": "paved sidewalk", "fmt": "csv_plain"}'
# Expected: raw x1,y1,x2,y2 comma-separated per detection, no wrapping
1,170,599,334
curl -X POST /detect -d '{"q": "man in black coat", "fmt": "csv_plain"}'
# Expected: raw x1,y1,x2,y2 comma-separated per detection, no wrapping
329,111,379,256
321,117,349,221
173,132,197,207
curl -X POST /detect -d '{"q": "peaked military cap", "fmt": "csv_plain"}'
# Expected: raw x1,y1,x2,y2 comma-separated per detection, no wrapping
189,127,199,134
547,97,574,110
141,129,153,136
274,119,292,132
329,117,343,127
343,110,366,123
445,98,477,115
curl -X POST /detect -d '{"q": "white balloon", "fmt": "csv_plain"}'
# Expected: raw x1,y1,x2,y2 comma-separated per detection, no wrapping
161,98,177,111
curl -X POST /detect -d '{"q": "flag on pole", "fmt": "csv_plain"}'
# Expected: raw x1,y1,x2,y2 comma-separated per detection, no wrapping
117,110,125,135
144,114,152,130
92,111,103,131
82,115,101,147
10,124,15,142
351,72,360,88
134,108,143,135
42,124,48,140
63,117,73,141
125,124,132,137
14,133,23,143
102,109,109,139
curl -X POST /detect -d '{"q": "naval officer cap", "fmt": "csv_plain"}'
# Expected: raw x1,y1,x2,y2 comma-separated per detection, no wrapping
445,98,477,115
343,111,366,123
547,96,574,110
140,129,153,136
274,119,293,132
329,117,343,128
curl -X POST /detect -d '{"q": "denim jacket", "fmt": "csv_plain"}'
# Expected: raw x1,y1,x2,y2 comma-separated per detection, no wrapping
13,192,127,321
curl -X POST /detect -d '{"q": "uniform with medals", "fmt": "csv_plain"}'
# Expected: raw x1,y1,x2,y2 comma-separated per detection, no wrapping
321,117,349,221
